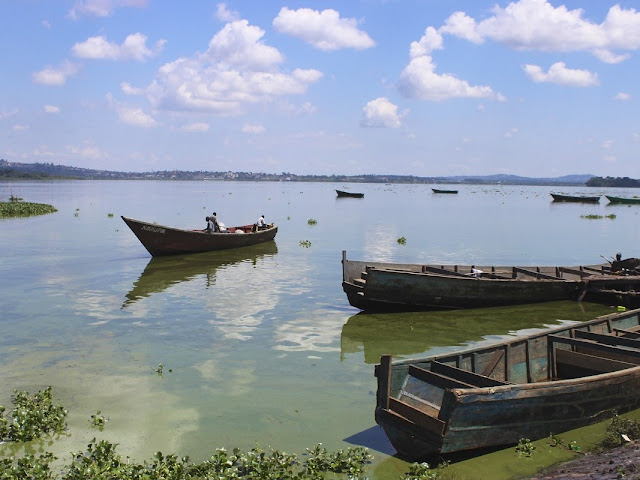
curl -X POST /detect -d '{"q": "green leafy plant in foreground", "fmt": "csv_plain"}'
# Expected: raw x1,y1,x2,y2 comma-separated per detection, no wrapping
0,387,67,442
401,460,450,480
515,438,536,457
602,413,640,447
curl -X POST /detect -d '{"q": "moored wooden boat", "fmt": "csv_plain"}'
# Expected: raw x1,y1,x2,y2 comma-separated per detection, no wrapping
605,195,640,205
432,188,458,194
550,193,600,203
375,308,640,461
122,216,277,257
342,251,640,312
336,189,364,198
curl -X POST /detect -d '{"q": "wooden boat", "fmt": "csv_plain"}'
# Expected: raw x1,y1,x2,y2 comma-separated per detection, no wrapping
375,308,640,461
550,193,600,203
605,195,640,205
121,216,277,257
336,190,364,198
432,188,458,194
342,251,640,312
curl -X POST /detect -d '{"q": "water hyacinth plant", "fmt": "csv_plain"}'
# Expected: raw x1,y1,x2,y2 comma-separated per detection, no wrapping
0,202,57,218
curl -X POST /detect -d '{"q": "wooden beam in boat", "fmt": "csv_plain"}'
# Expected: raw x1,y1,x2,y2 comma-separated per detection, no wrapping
408,365,475,389
559,267,592,278
388,398,446,435
614,327,640,339
574,330,640,349
556,349,637,378
512,267,561,280
379,355,393,409
430,361,511,387
549,335,640,364
481,350,505,377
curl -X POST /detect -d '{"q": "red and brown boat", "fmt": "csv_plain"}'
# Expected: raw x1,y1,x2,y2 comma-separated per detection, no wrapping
122,216,277,257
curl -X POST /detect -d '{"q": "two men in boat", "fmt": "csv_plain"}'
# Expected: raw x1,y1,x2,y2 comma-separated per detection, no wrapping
611,252,640,273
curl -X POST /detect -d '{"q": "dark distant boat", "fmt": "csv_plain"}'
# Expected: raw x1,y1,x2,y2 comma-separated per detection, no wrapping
122,216,277,257
341,251,640,312
432,188,458,194
336,190,364,198
605,195,640,205
374,307,640,461
550,193,600,203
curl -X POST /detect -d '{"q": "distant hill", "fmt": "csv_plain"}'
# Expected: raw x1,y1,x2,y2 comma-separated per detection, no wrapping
0,159,595,186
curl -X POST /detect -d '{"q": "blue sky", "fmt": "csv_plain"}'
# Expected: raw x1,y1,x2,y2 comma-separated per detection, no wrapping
2,1,640,177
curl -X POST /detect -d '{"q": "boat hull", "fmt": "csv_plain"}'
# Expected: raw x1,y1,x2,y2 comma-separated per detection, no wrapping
342,252,640,311
606,195,640,205
336,190,364,198
551,193,600,203
375,309,640,460
122,216,277,256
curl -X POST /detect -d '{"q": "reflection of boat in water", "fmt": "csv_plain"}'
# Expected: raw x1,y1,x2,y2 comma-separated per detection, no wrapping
340,301,613,364
123,242,278,307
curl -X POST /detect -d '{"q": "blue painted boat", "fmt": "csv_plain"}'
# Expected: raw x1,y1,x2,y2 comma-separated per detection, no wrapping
375,308,640,461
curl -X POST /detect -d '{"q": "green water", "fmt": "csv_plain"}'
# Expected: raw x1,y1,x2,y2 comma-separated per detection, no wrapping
1,180,637,478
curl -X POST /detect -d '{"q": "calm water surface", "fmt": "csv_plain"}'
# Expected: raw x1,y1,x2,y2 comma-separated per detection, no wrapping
1,180,639,478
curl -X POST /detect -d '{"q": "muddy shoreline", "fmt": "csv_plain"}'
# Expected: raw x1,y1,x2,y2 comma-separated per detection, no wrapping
525,441,639,480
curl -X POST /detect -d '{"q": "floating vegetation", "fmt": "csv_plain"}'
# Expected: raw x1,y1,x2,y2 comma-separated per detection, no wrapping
307,218,317,225
397,236,406,245
581,214,616,220
299,240,311,248
515,438,536,457
89,411,108,430
401,461,450,480
0,387,68,442
107,213,114,218
0,201,57,218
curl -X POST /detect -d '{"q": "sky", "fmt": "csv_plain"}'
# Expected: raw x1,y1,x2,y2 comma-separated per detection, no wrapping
2,0,640,177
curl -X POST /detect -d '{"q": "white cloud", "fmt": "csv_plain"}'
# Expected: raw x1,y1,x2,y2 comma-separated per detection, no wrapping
66,142,109,159
409,27,443,58
13,124,29,132
242,124,266,134
68,0,147,19
523,62,599,86
72,33,163,61
601,139,614,149
32,60,80,86
504,127,518,138
44,105,60,113
117,106,157,127
361,97,403,128
121,82,145,95
181,123,210,132
273,7,375,51
398,55,503,101
216,3,239,22
0,109,18,120
442,0,640,63
615,92,631,101
147,19,323,115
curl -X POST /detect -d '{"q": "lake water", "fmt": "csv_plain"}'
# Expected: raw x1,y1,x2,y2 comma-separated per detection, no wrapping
1,180,639,478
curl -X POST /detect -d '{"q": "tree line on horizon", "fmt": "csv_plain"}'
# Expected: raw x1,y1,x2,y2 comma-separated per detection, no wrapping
586,176,640,188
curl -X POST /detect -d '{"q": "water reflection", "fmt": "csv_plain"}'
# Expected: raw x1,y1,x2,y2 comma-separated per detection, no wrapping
340,301,614,364
123,242,278,307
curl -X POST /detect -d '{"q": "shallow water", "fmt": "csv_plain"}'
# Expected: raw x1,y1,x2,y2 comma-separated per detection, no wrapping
1,180,638,478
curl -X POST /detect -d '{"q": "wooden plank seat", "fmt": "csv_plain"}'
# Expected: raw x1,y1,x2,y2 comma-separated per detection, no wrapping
513,267,562,280
549,335,640,365
430,361,511,387
558,267,593,278
388,397,446,435
555,349,637,379
614,327,640,339
574,330,640,350
422,266,512,279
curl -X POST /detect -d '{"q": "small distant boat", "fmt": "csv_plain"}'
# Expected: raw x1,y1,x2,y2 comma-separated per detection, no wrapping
336,190,364,198
122,216,277,257
432,188,458,194
375,307,640,461
550,193,600,203
605,195,640,205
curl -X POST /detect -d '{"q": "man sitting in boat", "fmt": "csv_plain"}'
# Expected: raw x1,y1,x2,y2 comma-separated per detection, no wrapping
612,252,640,273
204,213,220,233
256,215,267,230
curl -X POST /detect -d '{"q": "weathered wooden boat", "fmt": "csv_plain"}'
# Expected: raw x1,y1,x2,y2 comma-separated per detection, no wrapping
336,190,364,198
342,251,640,312
375,308,640,461
550,193,600,203
432,188,458,194
605,195,640,205
122,216,277,257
